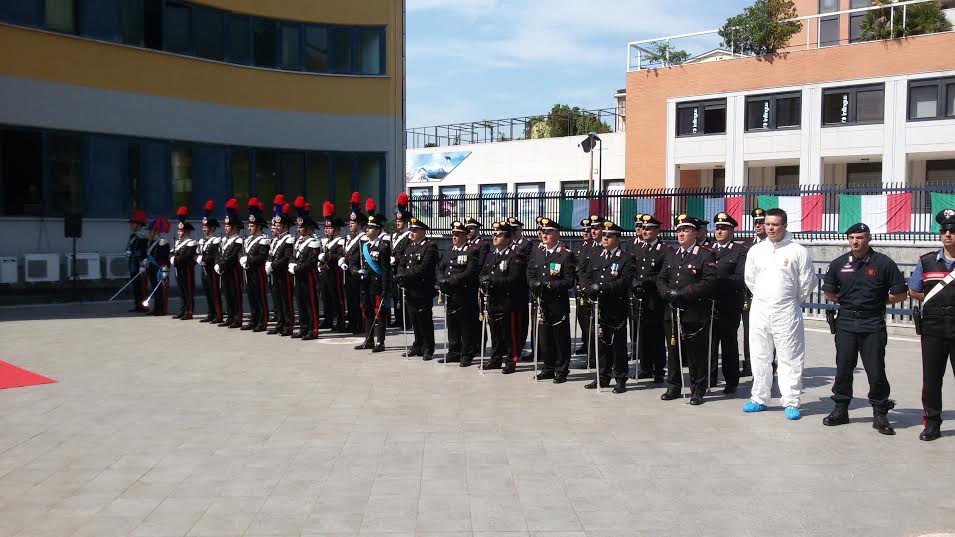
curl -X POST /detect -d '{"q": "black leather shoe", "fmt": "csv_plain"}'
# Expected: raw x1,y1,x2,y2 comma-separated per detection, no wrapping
372,344,386,353
199,317,212,323
302,333,317,341
637,371,654,379
422,354,434,361
520,352,533,362
281,330,292,337
502,363,516,374
920,422,941,441
291,332,304,339
171,313,183,319
823,404,850,427
584,380,610,390
723,385,738,395
553,375,567,384
240,324,254,331
253,325,266,333
872,412,895,435
613,383,627,394
482,361,501,370
689,393,703,405
354,342,371,350
402,349,422,358
660,390,680,401
181,314,193,320
460,358,473,368
535,371,556,381
267,328,280,335
574,346,586,355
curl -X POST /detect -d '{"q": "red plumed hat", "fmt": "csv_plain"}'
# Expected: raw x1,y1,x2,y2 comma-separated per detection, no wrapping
396,192,409,208
130,208,148,226
323,201,335,218
201,200,219,228
365,198,377,213
176,205,189,223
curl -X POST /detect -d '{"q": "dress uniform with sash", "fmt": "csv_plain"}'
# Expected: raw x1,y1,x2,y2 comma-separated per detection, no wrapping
241,199,271,332
144,216,171,316
196,201,222,323
631,214,669,383
343,193,368,335
658,215,718,405
267,199,295,336
574,216,599,357
741,207,767,377
708,212,747,394
318,202,347,332
821,222,907,435
526,218,577,382
582,220,636,392
439,221,481,366
355,211,392,352
289,198,321,340
397,217,439,360
391,193,414,328
126,209,150,313
170,206,197,320
908,209,955,441
215,199,244,328
479,221,528,374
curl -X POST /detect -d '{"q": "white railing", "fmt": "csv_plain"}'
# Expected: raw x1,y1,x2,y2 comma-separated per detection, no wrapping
627,0,952,71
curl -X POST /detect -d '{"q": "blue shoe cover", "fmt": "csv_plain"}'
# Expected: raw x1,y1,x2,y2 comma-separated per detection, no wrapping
785,406,801,420
743,401,767,413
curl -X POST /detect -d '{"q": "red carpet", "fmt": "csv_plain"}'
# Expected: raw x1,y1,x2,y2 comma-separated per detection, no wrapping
0,361,56,389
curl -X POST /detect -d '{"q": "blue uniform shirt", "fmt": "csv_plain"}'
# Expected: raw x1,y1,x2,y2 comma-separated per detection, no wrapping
909,249,955,292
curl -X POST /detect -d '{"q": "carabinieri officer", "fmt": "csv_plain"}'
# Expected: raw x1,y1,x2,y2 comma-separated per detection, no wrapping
526,218,576,383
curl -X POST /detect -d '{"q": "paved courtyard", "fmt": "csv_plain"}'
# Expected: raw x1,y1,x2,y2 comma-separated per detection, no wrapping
1,301,953,537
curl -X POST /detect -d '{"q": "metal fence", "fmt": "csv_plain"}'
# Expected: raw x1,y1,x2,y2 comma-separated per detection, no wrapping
411,183,955,241
803,262,917,323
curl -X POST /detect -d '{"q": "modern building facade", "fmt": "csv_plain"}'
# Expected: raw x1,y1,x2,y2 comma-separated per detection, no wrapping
0,0,405,259
626,0,955,191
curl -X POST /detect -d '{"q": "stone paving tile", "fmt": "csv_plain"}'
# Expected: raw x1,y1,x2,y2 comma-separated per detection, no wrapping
0,303,954,537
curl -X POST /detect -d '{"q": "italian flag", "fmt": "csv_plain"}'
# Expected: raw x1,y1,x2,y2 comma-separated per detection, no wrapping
559,199,607,230
756,194,824,232
932,192,955,233
838,193,912,233
618,198,673,230
686,197,744,231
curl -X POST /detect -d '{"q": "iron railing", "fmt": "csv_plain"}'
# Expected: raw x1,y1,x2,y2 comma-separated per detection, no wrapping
411,183,955,241
803,262,917,322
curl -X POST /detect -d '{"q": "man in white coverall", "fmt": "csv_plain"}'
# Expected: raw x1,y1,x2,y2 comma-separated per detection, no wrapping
742,208,817,420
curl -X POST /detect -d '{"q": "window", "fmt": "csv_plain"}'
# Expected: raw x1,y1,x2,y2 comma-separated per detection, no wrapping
121,0,143,45
162,1,191,54
823,84,884,125
357,28,382,75
775,166,800,189
0,1,43,26
439,186,464,218
171,148,192,211
926,160,955,185
409,187,432,218
745,92,801,131
45,0,76,33
819,0,839,47
305,26,329,72
676,99,726,136
480,184,507,221
847,162,882,187
252,18,276,68
331,27,353,72
0,130,43,216
356,155,382,203
908,78,955,121
306,153,328,202
142,0,161,49
280,23,302,70
48,134,83,215
849,0,871,43
333,155,352,208
230,150,250,208
712,169,726,191
516,183,544,225
127,142,141,213
254,150,278,204
562,181,589,196
279,152,305,196
226,14,250,64
194,6,224,60
79,0,121,41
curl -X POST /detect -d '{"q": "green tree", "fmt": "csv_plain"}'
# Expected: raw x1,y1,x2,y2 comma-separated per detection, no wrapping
526,104,612,139
718,0,802,56
859,0,952,41
642,41,690,67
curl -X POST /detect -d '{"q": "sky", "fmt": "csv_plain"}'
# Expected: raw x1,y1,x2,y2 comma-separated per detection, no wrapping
405,0,753,129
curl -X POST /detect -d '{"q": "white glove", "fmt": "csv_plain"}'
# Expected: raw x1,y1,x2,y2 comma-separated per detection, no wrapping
196,255,203,265
139,260,146,268
162,269,169,280
358,268,367,277
138,266,146,274
390,256,396,265
170,255,176,267
239,256,248,269
288,263,297,274
125,250,131,257
214,263,222,275
338,258,347,271
318,253,326,262
265,261,273,275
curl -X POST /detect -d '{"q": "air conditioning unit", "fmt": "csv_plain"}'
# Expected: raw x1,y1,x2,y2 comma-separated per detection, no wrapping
23,254,61,283
0,257,17,284
65,253,102,280
102,254,130,280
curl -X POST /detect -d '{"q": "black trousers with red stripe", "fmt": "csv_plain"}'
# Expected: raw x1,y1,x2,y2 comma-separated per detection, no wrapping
271,269,294,333
131,262,148,310
201,266,222,320
321,269,346,329
296,270,320,336
361,290,388,346
488,306,519,365
221,265,243,324
176,264,195,317
246,265,269,328
148,267,169,315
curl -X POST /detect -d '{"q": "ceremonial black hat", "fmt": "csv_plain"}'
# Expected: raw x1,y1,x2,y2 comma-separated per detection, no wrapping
579,217,591,228
674,213,701,229
588,214,605,228
464,217,481,228
845,222,871,235
506,216,524,228
640,214,662,228
714,212,738,228
247,198,266,227
201,200,219,228
696,219,710,230
272,196,292,227
130,208,148,226
322,201,343,228
175,206,194,232
936,209,955,231
223,198,242,227
634,212,645,228
601,220,623,235
395,192,412,221
752,207,767,222
450,220,468,233
408,216,429,231
491,221,514,234
539,217,561,231
366,212,388,229
293,196,317,229
348,192,367,225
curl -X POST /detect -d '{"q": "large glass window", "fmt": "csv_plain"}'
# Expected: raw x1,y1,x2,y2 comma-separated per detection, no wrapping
45,0,76,33
254,150,278,204
676,99,726,136
230,149,250,208
142,0,162,49
948,83,955,117
252,18,276,68
48,134,84,215
306,153,329,203
333,155,353,208
0,130,43,216
79,0,121,41
357,155,382,203
847,162,882,187
408,187,432,219
823,84,884,125
926,159,955,185
745,92,801,131
0,1,43,26
516,182,544,225
162,1,192,54
908,78,955,121
121,0,144,45
774,165,800,189
226,14,250,64
305,26,329,72
849,0,871,43
279,152,305,197
480,184,507,222
819,0,840,47
127,141,141,213
357,29,382,75
194,5,224,61
280,23,302,70
171,147,192,211
331,27,353,72
439,185,464,219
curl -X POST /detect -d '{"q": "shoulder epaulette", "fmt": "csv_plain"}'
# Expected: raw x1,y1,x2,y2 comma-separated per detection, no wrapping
692,245,700,255
921,250,939,259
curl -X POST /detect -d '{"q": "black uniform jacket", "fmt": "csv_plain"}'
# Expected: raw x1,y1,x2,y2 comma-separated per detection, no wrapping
439,243,480,306
632,239,670,313
481,244,528,311
711,241,747,311
527,243,577,317
657,244,718,323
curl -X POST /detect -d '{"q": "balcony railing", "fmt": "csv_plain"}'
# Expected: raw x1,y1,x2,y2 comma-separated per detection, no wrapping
410,182,955,241
627,0,955,71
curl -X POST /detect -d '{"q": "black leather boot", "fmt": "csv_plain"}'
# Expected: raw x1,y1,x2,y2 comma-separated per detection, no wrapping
823,403,850,426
